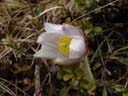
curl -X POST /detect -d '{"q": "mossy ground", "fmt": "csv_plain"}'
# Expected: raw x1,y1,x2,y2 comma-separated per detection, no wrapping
0,0,128,96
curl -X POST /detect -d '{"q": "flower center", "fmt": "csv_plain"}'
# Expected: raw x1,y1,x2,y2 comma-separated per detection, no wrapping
57,36,72,56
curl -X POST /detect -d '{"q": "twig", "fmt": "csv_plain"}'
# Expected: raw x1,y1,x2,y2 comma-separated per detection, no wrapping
35,6,63,19
34,63,42,96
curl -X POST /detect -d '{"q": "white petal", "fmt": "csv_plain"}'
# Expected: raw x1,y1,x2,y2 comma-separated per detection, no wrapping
69,38,86,58
34,45,64,59
37,32,63,45
62,24,83,37
44,23,63,33
54,57,80,65
69,50,80,59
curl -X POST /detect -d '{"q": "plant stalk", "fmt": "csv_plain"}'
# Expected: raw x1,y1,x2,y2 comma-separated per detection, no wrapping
34,64,42,96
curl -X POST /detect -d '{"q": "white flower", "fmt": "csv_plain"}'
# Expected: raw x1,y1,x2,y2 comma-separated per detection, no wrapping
34,23,87,65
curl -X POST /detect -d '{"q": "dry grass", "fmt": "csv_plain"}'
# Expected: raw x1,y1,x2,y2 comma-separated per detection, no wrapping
0,0,128,96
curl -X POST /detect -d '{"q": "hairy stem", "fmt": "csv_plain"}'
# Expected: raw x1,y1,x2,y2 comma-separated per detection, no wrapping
83,56,96,93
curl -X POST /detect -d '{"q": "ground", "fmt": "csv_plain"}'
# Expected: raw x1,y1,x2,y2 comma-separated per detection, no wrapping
0,0,128,96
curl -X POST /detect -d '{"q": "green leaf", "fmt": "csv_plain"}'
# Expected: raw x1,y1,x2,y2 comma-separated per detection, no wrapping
92,62,102,71
74,67,84,80
81,19,92,30
35,6,42,15
123,92,128,96
92,26,102,33
63,65,73,73
112,84,127,92
71,77,79,86
120,58,128,65
57,70,63,80
63,74,73,81
114,46,128,53
48,84,56,96
75,0,85,4
65,17,71,24
102,87,107,96
59,87,70,96
112,85,128,96
80,79,96,93
80,79,89,89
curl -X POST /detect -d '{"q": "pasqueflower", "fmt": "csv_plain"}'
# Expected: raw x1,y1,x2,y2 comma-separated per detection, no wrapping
34,23,87,65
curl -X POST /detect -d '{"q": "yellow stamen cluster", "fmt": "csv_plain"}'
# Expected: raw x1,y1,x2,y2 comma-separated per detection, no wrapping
58,36,72,56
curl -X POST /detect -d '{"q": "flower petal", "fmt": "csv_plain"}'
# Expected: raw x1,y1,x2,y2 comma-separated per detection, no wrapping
37,32,63,45
62,24,83,37
54,57,80,65
44,23,63,33
34,45,64,59
69,50,81,59
69,38,86,58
